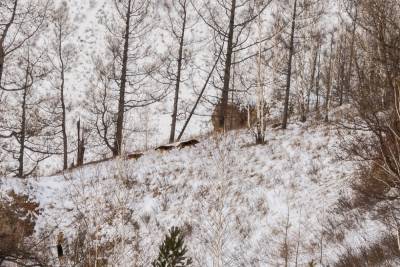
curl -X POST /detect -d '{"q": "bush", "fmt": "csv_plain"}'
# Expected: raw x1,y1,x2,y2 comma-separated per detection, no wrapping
0,191,47,266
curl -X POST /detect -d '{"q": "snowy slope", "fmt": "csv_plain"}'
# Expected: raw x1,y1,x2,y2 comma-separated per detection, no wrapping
1,122,387,266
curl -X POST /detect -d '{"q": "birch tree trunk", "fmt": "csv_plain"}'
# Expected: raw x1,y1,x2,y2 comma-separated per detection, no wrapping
255,2,265,144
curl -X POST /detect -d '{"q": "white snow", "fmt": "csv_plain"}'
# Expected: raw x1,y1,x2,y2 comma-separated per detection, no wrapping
1,122,386,266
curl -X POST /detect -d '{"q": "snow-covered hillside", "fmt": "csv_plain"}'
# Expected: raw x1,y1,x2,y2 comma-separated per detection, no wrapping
1,122,388,266
3,0,400,265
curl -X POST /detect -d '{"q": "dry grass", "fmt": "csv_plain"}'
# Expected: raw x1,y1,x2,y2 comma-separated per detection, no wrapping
332,161,400,266
335,234,400,267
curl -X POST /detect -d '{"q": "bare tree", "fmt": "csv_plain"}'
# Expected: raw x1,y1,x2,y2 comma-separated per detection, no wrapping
0,0,49,88
86,58,119,157
337,0,358,106
333,32,348,107
177,44,224,141
323,31,335,122
48,2,76,170
278,0,324,129
114,0,139,156
295,30,323,122
254,0,268,144
1,44,54,177
281,0,298,129
0,1,50,176
76,119,85,167
162,0,192,143
100,0,151,156
194,0,272,130
315,38,322,113
306,34,321,114
90,0,168,156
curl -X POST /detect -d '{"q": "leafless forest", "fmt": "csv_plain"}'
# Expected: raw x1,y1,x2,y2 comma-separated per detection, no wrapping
1,0,400,266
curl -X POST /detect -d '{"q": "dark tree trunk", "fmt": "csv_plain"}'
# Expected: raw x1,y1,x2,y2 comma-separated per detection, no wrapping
0,47,4,85
336,35,347,106
177,45,224,141
219,0,236,130
76,119,85,167
307,44,318,113
18,67,29,178
169,3,187,143
315,43,321,112
282,0,297,129
61,76,68,169
324,34,335,122
0,0,18,85
114,0,132,156
345,14,357,104
58,25,68,170
338,48,345,106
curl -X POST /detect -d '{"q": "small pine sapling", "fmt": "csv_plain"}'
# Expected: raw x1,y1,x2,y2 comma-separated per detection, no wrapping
152,226,192,267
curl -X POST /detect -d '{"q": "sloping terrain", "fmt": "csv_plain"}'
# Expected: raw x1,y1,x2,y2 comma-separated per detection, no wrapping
1,122,388,266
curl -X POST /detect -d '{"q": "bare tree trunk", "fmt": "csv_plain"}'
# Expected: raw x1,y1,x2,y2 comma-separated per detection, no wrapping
338,46,344,106
0,47,4,86
345,12,357,104
58,25,68,170
219,0,236,130
177,44,224,141
18,90,27,178
336,34,348,106
307,44,318,113
230,52,236,129
255,3,265,144
169,2,187,143
0,0,18,85
315,43,321,112
77,119,85,167
324,33,335,123
114,0,132,156
18,66,30,178
282,0,297,130
61,75,68,169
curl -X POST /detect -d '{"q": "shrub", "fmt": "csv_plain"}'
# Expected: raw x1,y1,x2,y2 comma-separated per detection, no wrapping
152,227,192,267
0,191,46,266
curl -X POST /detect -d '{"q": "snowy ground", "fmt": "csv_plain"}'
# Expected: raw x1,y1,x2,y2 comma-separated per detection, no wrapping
0,121,389,266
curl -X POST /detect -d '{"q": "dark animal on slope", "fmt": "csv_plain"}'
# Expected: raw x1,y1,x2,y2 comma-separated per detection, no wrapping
126,153,143,160
156,139,200,152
